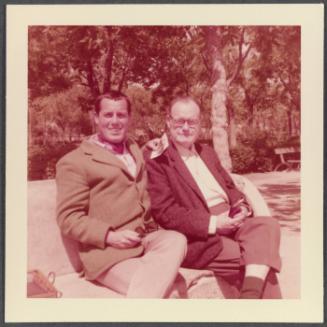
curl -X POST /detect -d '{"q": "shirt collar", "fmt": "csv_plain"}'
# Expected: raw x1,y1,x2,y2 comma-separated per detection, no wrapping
174,142,198,159
89,134,127,155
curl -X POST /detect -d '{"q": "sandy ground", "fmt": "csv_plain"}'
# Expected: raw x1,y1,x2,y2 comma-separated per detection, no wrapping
246,171,300,298
246,171,300,232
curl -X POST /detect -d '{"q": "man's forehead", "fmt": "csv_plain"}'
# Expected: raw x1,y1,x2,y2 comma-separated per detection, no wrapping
100,98,128,110
171,100,200,115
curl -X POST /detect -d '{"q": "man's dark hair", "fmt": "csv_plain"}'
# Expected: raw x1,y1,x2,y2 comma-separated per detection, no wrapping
95,91,131,115
167,96,201,115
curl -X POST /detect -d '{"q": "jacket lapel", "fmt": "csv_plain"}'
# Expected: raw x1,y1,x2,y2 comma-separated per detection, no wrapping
166,143,208,207
81,139,140,179
126,140,143,179
197,144,232,199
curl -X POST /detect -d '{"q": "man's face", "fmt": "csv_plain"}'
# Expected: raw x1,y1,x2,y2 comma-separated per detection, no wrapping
167,100,201,149
94,98,130,144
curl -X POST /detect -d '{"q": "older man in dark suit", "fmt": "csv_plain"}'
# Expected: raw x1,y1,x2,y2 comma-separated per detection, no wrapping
145,96,282,299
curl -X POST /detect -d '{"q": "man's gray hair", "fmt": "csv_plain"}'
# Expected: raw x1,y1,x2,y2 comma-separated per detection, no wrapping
167,96,201,115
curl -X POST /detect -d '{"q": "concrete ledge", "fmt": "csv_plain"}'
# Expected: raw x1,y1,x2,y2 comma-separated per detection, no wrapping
52,268,231,299
28,174,300,299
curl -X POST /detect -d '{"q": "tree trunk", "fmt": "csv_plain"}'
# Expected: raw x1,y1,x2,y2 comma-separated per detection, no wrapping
243,87,256,129
206,27,233,172
211,75,232,171
287,109,293,137
118,67,126,92
290,108,298,137
103,39,114,93
86,59,100,98
295,110,300,136
227,101,237,149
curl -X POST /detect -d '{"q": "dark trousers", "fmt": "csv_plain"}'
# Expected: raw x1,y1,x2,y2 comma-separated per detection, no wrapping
206,212,282,299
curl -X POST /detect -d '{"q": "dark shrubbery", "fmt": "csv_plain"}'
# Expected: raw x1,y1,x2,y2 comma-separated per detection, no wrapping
28,131,300,180
230,144,257,174
28,142,78,180
231,131,278,174
231,130,300,174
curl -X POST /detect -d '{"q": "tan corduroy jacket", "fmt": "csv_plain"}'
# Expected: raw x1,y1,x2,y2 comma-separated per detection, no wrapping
56,138,155,280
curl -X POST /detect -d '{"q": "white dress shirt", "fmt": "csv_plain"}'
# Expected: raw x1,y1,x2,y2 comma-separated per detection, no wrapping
174,143,229,234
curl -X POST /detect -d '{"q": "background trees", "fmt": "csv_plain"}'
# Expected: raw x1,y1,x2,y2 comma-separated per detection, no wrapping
28,25,300,180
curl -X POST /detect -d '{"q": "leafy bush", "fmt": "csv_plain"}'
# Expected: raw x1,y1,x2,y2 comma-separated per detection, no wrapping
28,142,78,181
231,130,276,173
230,144,256,173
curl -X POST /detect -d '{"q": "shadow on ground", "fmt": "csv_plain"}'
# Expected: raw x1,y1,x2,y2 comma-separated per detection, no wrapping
257,179,300,232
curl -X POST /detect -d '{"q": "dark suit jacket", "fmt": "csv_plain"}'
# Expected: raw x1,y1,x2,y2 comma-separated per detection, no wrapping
145,141,247,269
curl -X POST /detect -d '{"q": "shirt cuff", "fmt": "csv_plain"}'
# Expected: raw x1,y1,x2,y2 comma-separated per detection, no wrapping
104,227,115,245
208,215,218,234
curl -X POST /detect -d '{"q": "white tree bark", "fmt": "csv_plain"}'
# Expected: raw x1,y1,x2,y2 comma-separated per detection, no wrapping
211,58,233,172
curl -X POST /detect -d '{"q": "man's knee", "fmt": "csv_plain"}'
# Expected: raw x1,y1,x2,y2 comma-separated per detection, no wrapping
262,217,281,235
251,216,280,233
248,217,281,252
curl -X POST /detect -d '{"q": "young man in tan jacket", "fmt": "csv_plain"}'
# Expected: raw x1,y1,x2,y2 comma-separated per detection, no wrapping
56,91,187,298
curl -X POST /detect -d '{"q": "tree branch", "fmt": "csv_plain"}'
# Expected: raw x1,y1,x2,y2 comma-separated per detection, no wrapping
201,53,211,74
103,39,115,93
117,52,132,91
86,58,99,97
79,82,91,88
117,65,128,92
227,28,252,87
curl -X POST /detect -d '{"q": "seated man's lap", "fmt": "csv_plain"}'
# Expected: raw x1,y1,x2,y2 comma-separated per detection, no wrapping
96,229,187,296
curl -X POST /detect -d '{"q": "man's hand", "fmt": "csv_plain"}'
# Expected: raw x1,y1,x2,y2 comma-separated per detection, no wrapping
106,230,142,249
232,205,250,220
146,138,164,152
143,133,169,159
216,213,245,235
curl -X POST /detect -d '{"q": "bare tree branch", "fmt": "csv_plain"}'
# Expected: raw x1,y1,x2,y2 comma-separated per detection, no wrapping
86,58,99,97
117,65,128,92
103,39,115,93
201,53,211,74
79,82,91,88
227,28,252,87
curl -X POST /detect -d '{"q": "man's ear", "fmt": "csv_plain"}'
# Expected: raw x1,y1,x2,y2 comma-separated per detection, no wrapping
93,111,99,125
166,116,171,130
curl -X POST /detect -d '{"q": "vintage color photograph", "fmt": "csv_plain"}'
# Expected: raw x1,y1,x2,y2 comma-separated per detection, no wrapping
27,25,300,300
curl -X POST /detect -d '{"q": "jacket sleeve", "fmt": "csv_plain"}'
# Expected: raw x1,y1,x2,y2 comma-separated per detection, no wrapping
146,158,214,241
56,156,113,249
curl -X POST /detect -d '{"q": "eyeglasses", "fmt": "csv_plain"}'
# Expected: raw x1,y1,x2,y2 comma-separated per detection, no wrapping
169,116,200,128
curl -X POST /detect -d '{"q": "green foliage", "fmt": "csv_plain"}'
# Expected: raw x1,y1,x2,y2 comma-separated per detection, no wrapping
231,130,277,174
28,142,78,180
230,144,256,174
29,85,93,146
126,85,166,143
28,25,300,180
